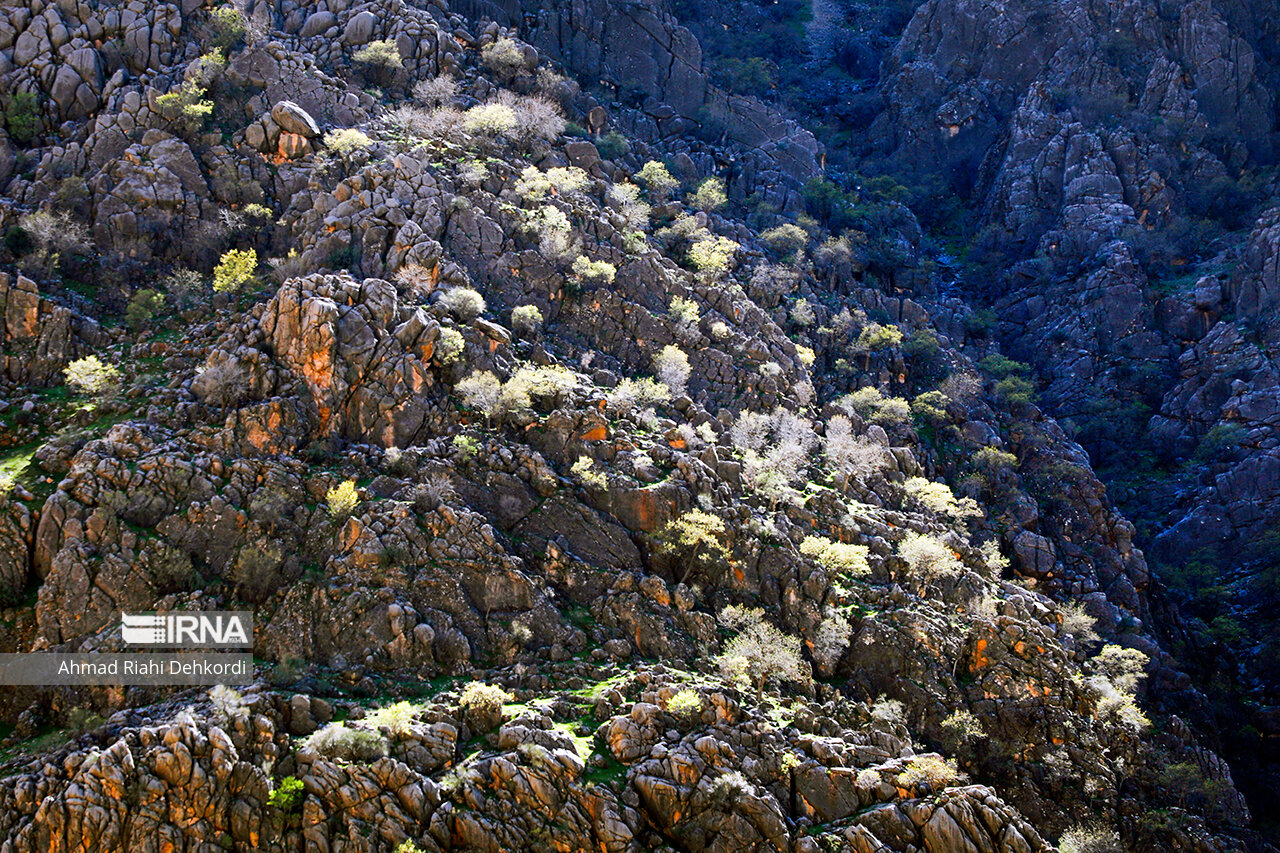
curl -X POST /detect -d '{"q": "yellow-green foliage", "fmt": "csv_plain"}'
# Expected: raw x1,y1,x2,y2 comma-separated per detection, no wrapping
656,510,729,582
688,236,738,276
799,536,870,577
353,40,402,68
690,176,727,211
213,248,257,293
571,456,607,489
896,755,961,789
324,128,373,154
460,681,513,713
510,304,544,333
480,37,531,78
516,165,589,199
760,223,807,257
362,701,422,736
208,6,245,49
897,532,964,579
462,103,517,138
606,376,671,413
64,355,121,396
855,322,903,351
571,256,617,286
435,327,466,364
839,387,912,426
940,710,984,745
326,480,359,519
665,689,702,719
635,160,679,201
903,477,981,520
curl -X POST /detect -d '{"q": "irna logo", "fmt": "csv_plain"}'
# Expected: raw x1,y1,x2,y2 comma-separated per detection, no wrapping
121,612,253,648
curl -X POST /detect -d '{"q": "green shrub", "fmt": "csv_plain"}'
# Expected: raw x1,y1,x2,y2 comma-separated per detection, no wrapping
690,177,727,212
455,371,501,418
306,723,388,762
324,128,373,155
855,322,903,351
995,375,1035,405
897,532,964,579
460,682,513,715
362,701,422,736
268,776,305,812
636,160,679,201
800,536,870,577
595,132,629,160
126,289,166,330
459,104,514,142
208,6,246,50
656,510,729,584
972,446,1017,473
688,236,738,277
895,755,961,789
939,710,984,748
354,39,402,69
665,689,702,720
452,434,480,458
510,304,544,333
326,480,359,519
64,356,121,396
438,287,486,321
979,353,1029,379
571,456,608,489
213,248,257,293
1058,824,1126,853
571,256,617,286
3,91,39,144
607,376,670,413
911,390,950,423
759,223,807,258
480,37,531,79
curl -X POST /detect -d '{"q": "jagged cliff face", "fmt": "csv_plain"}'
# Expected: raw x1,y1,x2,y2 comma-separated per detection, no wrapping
0,0,1276,851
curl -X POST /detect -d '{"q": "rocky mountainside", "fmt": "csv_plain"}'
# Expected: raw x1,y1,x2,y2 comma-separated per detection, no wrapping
0,0,1275,850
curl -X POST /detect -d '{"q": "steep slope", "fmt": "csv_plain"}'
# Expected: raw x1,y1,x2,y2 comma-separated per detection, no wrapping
0,0,1272,851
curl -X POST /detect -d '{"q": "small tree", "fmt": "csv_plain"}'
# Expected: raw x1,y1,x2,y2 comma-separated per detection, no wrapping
462,103,517,142
207,6,246,50
353,40,402,87
267,776,305,812
654,344,691,397
688,236,738,279
213,248,257,293
897,532,964,580
760,224,807,259
655,509,729,584
691,177,727,212
126,289,166,330
481,37,532,80
636,160,679,202
413,75,458,107
800,536,869,577
715,608,810,697
64,356,121,396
